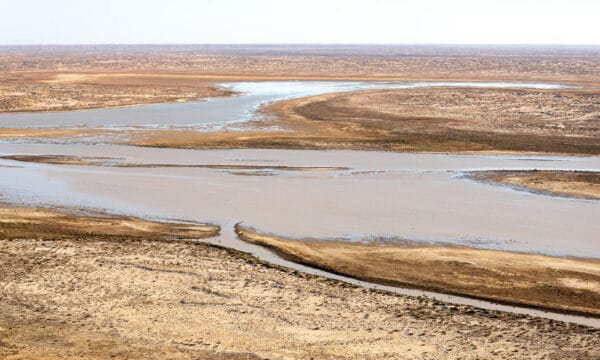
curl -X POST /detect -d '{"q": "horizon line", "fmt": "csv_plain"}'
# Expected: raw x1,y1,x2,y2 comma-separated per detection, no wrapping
1,43,600,47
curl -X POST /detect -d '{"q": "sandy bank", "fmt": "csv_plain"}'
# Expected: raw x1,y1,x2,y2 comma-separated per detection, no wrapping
0,206,219,240
236,225,600,317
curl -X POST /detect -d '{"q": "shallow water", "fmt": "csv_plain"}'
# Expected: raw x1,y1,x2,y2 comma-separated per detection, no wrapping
1,144,598,258
0,81,571,130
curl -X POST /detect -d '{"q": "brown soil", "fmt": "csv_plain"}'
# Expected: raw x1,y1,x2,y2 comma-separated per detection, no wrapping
471,170,600,199
0,206,219,240
296,87,599,136
2,206,600,359
236,225,600,317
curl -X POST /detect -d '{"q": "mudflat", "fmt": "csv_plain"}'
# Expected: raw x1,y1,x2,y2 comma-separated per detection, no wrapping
2,206,600,359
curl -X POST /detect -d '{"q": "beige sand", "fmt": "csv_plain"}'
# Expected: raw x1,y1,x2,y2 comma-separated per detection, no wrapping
1,206,599,359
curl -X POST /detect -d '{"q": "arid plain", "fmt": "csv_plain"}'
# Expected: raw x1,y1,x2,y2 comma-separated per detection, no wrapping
1,45,600,359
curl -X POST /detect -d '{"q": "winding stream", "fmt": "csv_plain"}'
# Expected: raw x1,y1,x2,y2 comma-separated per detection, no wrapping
0,81,598,327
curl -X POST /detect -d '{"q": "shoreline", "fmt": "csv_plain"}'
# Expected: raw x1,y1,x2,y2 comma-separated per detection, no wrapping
123,84,600,156
1,74,588,115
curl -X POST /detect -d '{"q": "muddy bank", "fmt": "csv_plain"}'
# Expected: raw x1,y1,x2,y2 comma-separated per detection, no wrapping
0,206,219,240
470,170,600,200
236,225,600,317
2,206,600,359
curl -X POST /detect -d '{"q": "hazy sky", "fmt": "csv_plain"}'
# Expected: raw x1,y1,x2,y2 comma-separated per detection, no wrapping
1,0,598,45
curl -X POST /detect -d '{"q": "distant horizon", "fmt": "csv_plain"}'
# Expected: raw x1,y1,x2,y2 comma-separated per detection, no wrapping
1,43,599,49
2,43,600,46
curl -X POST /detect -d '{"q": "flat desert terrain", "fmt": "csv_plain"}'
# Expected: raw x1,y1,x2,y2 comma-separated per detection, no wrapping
1,206,599,359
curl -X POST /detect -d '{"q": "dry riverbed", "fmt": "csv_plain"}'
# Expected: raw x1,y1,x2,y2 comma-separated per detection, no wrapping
2,206,600,359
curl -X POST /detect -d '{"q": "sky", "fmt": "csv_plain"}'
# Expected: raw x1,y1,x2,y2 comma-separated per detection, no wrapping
0,0,598,45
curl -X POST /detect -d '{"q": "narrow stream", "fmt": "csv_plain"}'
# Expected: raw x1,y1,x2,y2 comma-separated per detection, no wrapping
210,223,600,328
